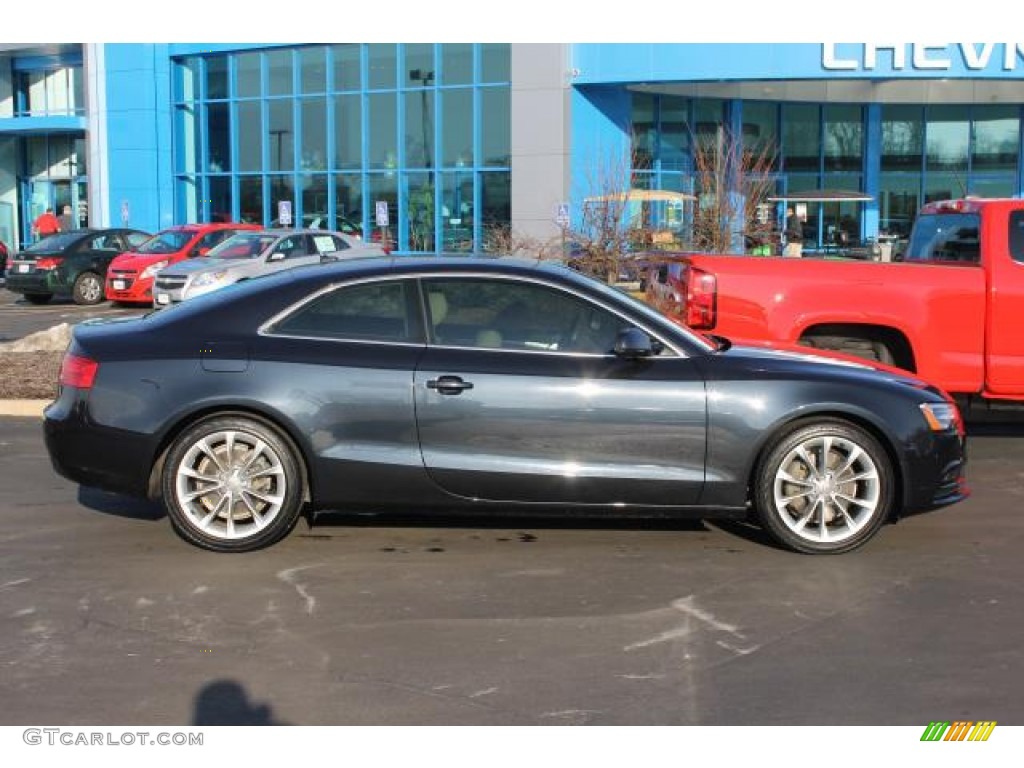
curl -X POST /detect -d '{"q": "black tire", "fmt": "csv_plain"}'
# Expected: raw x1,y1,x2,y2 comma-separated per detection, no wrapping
801,335,895,366
24,293,53,305
161,416,305,552
72,271,105,305
753,420,894,554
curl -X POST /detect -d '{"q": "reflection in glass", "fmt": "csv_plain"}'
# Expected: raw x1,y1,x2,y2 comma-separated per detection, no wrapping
239,176,263,224
481,43,510,82
481,171,510,234
368,44,397,90
236,52,261,98
405,90,434,169
300,98,326,171
206,102,231,172
268,99,294,172
442,171,474,252
176,176,198,223
661,96,690,171
300,46,326,94
368,174,398,248
631,93,656,170
237,101,262,172
406,172,435,252
824,105,862,172
270,175,295,222
332,44,361,91
175,57,200,102
968,176,1014,198
443,89,473,168
267,49,293,96
481,88,510,167
334,173,363,235
880,174,919,238
972,106,1018,171
208,176,232,222
405,44,434,88
783,103,820,172
205,56,228,99
368,93,397,171
300,174,328,225
334,94,361,170
442,44,473,85
926,106,969,171
175,104,200,174
881,105,922,171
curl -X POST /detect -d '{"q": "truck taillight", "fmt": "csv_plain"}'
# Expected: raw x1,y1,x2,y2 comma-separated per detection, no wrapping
35,257,64,270
684,267,717,330
59,353,99,389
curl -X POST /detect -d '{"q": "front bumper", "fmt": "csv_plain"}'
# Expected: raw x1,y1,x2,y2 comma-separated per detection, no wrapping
106,271,153,303
903,431,969,513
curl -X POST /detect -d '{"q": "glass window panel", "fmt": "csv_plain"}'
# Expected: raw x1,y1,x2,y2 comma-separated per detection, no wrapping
71,66,84,114
660,96,690,171
299,174,328,225
176,176,198,223
481,43,510,83
481,171,510,232
693,99,724,146
406,172,435,252
300,46,326,94
334,173,363,235
335,94,362,170
368,44,397,90
268,99,294,172
206,102,231,172
404,44,435,88
272,281,415,342
879,174,919,238
743,101,778,168
1010,211,1024,263
968,176,1015,198
481,88,510,167
236,52,261,98
174,57,200,102
205,56,228,100
821,173,862,246
924,173,962,203
267,49,293,96
239,176,264,224
332,44,361,91
405,90,435,169
175,104,200,174
237,101,262,172
926,106,969,172
972,106,1019,172
45,69,71,114
783,103,820,172
270,176,295,223
441,44,473,85
881,105,923,171
441,171,474,252
27,136,47,177
48,135,72,178
368,174,398,249
208,176,232,223
785,175,820,246
824,105,862,172
631,93,656,170
443,89,473,168
300,98,327,171
25,71,45,114
73,137,87,175
368,93,397,171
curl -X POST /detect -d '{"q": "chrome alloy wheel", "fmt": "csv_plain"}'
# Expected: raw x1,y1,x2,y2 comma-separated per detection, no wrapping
173,430,287,540
771,435,881,545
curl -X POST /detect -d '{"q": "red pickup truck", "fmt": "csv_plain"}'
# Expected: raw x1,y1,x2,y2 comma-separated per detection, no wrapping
649,198,1024,401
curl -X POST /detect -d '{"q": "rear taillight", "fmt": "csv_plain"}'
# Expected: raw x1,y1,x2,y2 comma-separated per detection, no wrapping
35,257,64,270
59,353,99,389
684,266,717,330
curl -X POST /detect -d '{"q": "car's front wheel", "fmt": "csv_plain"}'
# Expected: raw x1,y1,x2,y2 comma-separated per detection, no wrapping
161,416,305,552
754,420,894,554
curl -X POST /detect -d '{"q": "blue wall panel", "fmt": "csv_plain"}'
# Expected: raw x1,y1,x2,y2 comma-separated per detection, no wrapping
570,85,631,225
102,43,174,234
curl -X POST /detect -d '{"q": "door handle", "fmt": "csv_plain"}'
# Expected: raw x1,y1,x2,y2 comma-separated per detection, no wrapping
426,375,474,395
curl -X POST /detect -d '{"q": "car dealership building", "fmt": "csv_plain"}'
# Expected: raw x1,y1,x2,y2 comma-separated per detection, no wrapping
1,42,1023,253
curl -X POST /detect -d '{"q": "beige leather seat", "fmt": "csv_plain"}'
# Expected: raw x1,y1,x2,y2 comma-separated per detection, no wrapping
474,329,503,348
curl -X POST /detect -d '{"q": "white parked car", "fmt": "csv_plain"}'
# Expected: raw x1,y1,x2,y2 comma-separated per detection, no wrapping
152,229,384,308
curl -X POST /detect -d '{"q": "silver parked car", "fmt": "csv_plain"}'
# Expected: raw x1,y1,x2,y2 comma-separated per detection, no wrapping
152,228,384,308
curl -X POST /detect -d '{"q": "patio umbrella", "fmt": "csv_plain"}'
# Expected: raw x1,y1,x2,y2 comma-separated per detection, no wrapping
767,189,874,202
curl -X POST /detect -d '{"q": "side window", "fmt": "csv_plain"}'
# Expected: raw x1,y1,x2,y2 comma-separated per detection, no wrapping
332,235,350,251
269,280,419,343
271,235,306,260
86,234,119,251
1010,211,1024,263
197,230,229,251
126,232,151,248
422,277,642,355
311,233,342,256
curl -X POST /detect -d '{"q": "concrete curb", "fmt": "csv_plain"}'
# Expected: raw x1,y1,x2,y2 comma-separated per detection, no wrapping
0,400,49,418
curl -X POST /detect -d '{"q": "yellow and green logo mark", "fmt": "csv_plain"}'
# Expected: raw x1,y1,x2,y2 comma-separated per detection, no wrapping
921,721,997,742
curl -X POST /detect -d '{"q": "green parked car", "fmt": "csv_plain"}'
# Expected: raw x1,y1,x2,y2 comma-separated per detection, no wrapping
5,228,151,305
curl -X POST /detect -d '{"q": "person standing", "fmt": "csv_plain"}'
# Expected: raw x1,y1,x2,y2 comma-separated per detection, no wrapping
57,204,75,233
32,207,60,240
784,207,804,257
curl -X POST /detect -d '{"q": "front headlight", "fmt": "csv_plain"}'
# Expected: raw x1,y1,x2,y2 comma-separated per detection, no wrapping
193,270,229,287
920,402,963,434
139,260,169,279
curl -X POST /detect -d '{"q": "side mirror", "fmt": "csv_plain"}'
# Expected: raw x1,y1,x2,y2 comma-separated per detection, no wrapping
614,328,654,359
269,251,286,262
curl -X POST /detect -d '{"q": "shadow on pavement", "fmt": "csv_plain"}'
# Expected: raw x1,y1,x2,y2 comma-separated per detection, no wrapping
193,680,288,725
77,486,165,521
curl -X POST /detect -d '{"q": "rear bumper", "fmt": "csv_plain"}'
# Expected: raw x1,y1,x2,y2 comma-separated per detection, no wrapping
6,272,62,295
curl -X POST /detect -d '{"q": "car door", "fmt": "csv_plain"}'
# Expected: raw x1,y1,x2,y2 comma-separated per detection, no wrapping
77,231,124,277
413,275,708,506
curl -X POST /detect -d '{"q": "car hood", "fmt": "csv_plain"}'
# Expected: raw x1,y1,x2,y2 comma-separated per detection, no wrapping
160,257,252,277
110,251,183,270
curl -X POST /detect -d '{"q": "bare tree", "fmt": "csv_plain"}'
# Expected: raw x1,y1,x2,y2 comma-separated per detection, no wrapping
690,125,778,254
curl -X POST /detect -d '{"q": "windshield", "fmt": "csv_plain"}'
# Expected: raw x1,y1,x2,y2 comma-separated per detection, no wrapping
207,232,280,260
25,232,81,252
136,230,193,255
904,213,981,263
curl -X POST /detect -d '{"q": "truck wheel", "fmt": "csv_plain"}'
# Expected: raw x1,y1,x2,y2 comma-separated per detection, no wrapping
161,416,305,552
72,272,104,305
754,420,894,554
24,293,53,305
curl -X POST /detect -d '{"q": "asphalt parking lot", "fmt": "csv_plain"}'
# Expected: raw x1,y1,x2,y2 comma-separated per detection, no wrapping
0,287,147,343
1,413,1023,726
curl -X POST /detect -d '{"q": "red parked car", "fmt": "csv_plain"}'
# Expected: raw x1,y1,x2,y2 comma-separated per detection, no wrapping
105,222,262,304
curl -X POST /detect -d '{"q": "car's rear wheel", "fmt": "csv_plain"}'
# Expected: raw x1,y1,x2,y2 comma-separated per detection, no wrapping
753,420,894,554
72,271,104,305
24,293,52,305
162,416,304,552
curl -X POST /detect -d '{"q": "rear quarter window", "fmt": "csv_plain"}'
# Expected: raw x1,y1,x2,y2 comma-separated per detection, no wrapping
1010,211,1024,263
